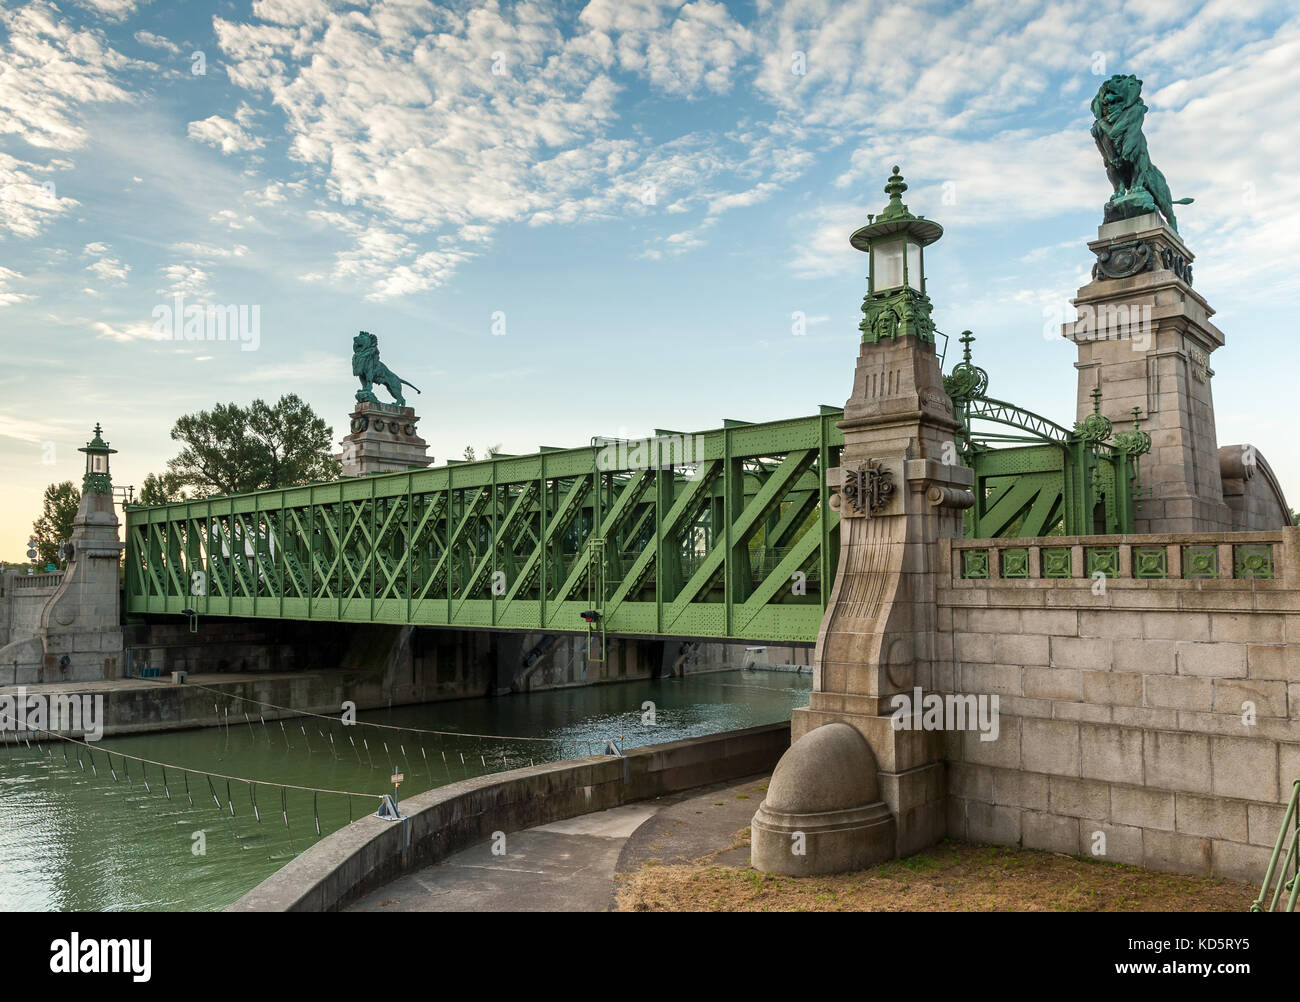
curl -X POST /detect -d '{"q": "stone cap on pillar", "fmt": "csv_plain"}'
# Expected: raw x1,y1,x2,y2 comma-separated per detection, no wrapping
1086,212,1196,289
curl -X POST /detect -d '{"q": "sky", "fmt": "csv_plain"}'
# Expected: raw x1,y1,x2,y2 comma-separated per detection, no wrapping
2,0,1299,560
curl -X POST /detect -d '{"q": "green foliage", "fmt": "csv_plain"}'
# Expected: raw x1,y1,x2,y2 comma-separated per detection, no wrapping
138,472,186,506
462,444,502,462
31,481,79,565
164,394,337,498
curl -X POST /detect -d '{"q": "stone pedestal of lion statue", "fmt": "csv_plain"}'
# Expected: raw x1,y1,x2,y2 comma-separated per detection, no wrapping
339,403,431,476
752,167,972,874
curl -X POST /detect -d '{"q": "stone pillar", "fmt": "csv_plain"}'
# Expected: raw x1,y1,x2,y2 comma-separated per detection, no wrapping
792,333,972,856
339,402,432,477
37,487,124,682
751,167,976,870
1064,212,1231,532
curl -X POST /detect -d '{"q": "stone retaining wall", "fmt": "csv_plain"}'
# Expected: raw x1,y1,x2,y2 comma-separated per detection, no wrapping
0,571,63,649
938,529,1299,881
228,722,790,911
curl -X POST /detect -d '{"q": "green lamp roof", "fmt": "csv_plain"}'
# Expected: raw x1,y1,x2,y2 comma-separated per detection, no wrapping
78,422,117,455
850,165,943,251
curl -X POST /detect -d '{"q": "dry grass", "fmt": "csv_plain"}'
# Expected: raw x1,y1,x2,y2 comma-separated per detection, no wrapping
616,835,1257,912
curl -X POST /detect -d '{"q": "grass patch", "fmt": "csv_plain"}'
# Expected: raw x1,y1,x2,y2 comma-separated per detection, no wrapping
616,838,1255,913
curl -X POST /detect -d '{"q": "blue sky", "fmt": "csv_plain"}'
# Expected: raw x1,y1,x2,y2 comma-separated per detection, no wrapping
3,0,1300,558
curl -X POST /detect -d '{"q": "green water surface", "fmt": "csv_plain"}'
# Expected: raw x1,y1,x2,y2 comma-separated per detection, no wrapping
0,670,809,911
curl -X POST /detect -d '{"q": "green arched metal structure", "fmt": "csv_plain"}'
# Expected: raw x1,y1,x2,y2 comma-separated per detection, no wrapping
944,331,1151,540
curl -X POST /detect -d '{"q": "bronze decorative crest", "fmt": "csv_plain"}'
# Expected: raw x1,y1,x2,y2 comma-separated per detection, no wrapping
842,459,894,515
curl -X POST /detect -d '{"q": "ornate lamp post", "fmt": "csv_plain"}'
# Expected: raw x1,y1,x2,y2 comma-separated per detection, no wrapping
849,166,943,344
78,423,116,495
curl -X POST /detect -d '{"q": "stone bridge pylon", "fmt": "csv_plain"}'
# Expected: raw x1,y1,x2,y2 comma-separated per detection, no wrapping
753,167,973,872
0,425,124,684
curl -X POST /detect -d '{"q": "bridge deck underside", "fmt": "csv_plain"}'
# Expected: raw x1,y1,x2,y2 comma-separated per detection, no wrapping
125,413,844,644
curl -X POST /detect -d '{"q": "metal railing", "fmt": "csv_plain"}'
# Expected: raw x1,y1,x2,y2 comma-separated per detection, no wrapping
1252,779,1299,912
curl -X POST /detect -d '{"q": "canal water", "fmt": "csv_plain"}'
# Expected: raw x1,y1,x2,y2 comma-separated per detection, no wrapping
0,670,809,912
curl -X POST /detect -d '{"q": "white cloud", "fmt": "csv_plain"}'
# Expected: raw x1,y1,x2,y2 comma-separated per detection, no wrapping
170,241,250,259
0,153,81,238
245,179,303,205
91,319,165,342
0,3,134,239
231,351,348,383
707,181,779,216
786,201,867,279
188,111,266,154
157,263,213,298
0,265,33,306
209,0,799,297
0,3,135,151
0,410,85,444
134,30,182,55
210,208,258,230
83,242,130,283
580,0,755,97
326,226,476,301
75,0,146,21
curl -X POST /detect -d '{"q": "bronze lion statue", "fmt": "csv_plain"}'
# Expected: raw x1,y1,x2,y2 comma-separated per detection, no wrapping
352,331,421,407
1091,74,1193,233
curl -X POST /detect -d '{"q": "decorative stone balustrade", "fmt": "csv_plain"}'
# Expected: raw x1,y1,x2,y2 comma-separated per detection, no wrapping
951,531,1283,583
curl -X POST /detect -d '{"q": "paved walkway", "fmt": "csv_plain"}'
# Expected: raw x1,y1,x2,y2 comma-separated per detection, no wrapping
347,775,770,912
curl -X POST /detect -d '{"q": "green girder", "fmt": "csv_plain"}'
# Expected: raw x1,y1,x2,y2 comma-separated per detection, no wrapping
124,412,844,643
947,333,1149,538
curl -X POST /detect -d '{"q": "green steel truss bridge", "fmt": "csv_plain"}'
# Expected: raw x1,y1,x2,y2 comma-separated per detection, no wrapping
125,410,845,644
125,335,1150,644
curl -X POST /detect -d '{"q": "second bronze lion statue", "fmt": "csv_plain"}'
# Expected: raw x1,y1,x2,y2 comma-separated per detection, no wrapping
1091,74,1193,233
352,331,421,407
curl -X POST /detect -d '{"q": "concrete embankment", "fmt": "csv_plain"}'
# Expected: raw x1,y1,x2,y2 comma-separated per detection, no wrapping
228,722,791,912
0,669,403,743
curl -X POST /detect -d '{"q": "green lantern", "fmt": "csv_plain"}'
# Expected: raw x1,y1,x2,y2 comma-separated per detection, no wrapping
850,166,943,344
79,423,116,494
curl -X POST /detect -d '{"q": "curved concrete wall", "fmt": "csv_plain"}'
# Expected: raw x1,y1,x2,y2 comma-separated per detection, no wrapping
228,722,790,912
1220,445,1291,531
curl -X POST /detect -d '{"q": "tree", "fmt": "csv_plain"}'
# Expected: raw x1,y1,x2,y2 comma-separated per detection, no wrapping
139,472,186,506
164,394,337,497
462,443,502,462
31,481,79,566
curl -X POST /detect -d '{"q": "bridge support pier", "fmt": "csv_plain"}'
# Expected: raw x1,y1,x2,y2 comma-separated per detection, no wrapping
753,168,971,872
0,470,125,683
787,332,971,859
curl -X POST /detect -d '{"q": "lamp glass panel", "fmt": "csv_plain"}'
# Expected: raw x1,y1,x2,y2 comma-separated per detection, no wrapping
906,241,923,291
92,455,106,473
872,241,904,290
